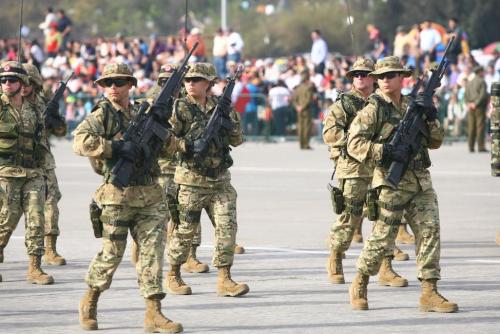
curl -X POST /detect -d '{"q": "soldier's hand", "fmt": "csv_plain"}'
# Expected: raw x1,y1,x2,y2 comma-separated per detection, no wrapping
111,140,142,160
415,93,433,109
46,100,60,117
218,95,232,111
186,138,207,156
425,106,438,122
391,143,411,163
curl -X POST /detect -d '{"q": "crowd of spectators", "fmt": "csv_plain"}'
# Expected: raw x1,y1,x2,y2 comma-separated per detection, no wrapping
0,8,499,140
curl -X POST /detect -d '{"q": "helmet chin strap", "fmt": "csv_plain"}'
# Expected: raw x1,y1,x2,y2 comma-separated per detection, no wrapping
6,85,23,98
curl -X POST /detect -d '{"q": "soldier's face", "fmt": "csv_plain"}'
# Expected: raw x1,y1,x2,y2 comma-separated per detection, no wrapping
22,85,33,96
377,72,403,95
352,72,374,91
1,76,22,95
104,78,132,103
184,77,210,98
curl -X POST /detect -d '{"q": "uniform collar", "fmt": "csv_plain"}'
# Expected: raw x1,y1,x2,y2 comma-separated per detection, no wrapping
186,94,217,113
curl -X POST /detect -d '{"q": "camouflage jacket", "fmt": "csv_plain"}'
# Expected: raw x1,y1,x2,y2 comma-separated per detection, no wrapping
292,81,316,112
347,89,444,190
73,98,163,207
323,88,373,178
0,94,44,178
170,94,243,188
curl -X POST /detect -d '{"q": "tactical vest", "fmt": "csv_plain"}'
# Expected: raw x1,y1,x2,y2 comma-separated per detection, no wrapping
91,99,155,186
337,92,367,128
176,98,233,178
369,94,431,170
0,100,43,169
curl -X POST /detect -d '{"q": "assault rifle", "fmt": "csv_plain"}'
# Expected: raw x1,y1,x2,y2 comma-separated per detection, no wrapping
385,36,455,188
44,71,74,130
110,42,198,188
192,66,243,162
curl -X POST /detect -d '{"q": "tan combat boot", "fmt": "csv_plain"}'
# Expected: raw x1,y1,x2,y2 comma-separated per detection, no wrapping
349,272,369,310
378,257,408,287
396,224,415,244
79,288,100,330
217,266,249,297
43,235,66,266
165,265,192,295
352,220,363,243
393,247,409,261
181,245,209,273
130,239,139,265
419,279,458,313
144,295,183,333
27,255,54,285
234,244,245,254
326,250,345,284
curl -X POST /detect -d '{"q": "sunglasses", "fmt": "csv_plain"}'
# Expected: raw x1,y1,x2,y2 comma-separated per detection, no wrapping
378,72,399,80
101,78,130,88
0,76,20,84
351,72,369,78
184,77,205,83
158,78,169,87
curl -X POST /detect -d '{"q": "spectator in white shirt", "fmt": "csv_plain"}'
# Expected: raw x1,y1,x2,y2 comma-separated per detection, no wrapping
268,80,291,135
227,28,244,63
419,21,442,61
310,29,328,75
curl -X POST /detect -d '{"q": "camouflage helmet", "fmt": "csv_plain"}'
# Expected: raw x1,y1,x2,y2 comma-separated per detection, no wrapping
95,62,137,87
369,56,412,78
346,58,375,79
158,64,178,80
0,61,29,85
22,63,43,89
184,62,217,81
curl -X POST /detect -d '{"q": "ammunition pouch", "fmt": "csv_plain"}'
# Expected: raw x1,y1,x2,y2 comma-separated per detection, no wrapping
344,198,365,216
89,199,103,238
327,183,345,215
365,188,379,221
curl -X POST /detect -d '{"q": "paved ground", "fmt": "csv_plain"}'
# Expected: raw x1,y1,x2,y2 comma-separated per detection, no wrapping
0,139,499,334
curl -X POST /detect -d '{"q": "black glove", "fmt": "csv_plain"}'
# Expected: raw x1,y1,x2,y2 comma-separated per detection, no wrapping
185,138,207,156
381,143,394,166
46,100,60,117
391,143,411,163
414,93,433,109
111,140,142,160
425,106,438,122
218,95,232,111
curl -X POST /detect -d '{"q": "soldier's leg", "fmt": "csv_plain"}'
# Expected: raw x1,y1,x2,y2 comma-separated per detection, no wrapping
477,109,486,151
304,112,312,148
297,113,305,148
22,176,54,284
209,183,248,297
467,109,476,151
43,169,66,265
0,178,24,263
328,178,369,284
85,204,130,291
182,220,209,273
166,185,207,294
351,187,412,310
406,187,458,312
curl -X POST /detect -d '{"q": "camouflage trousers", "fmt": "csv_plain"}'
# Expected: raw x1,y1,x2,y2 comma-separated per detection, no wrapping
356,184,441,280
298,110,312,149
491,116,499,176
156,174,202,246
44,168,62,236
168,183,237,267
0,176,45,256
329,177,371,253
86,201,167,298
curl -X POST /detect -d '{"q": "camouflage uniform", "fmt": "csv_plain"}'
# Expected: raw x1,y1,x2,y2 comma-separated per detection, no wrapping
347,56,457,312
23,63,67,266
464,67,489,152
0,61,53,284
75,63,181,332
166,63,248,297
490,83,500,245
292,71,316,149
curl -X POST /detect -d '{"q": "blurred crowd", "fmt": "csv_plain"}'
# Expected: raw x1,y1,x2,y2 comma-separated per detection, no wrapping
0,7,498,140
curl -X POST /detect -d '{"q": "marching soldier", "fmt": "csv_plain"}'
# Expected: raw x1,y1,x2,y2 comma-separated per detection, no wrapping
323,58,407,287
490,82,500,245
347,56,458,313
0,61,54,285
73,63,182,332
22,63,67,266
165,63,249,297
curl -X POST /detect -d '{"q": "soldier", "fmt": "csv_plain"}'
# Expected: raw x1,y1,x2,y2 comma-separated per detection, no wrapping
292,70,316,150
73,63,182,332
165,62,249,297
347,56,458,313
22,63,67,266
0,61,54,285
490,82,500,245
464,66,489,152
323,58,407,287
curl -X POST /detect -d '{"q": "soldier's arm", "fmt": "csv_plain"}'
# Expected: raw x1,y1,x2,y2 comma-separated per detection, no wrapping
425,119,445,150
323,101,348,159
347,103,383,164
228,107,244,147
72,109,112,159
169,99,191,153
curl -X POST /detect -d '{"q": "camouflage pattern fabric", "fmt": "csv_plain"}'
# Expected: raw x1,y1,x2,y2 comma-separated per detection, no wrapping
491,82,499,176
347,88,444,280
168,183,237,267
44,168,62,236
0,176,46,256
85,201,167,298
